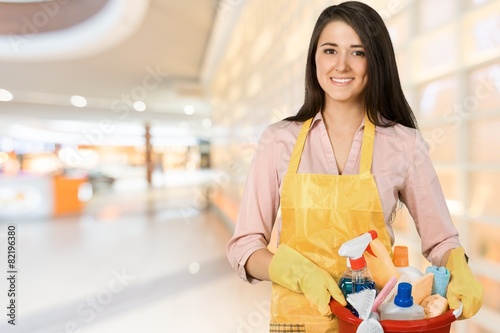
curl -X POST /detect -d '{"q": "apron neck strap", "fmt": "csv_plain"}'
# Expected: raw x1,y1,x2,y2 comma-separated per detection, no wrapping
360,116,375,174
286,115,376,175
286,118,312,175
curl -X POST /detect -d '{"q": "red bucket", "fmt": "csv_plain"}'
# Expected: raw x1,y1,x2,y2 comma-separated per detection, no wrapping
330,299,461,333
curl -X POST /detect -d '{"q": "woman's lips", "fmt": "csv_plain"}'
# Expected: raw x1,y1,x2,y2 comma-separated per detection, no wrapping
331,77,354,85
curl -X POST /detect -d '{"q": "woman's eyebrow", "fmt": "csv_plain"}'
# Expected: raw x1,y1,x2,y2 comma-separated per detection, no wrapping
319,42,364,48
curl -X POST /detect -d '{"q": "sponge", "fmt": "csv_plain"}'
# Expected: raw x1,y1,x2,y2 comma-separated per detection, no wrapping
425,266,450,297
421,294,449,318
411,273,434,305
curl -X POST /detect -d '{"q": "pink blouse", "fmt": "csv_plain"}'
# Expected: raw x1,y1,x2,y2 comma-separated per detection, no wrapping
227,112,460,283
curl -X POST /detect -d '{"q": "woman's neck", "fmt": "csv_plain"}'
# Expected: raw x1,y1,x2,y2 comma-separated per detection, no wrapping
321,102,366,174
321,101,366,134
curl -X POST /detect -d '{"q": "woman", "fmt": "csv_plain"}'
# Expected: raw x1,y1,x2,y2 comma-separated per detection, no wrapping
227,2,482,332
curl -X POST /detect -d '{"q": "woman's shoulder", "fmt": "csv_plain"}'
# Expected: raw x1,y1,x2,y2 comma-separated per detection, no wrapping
392,122,419,137
260,119,304,142
377,122,428,159
377,121,420,142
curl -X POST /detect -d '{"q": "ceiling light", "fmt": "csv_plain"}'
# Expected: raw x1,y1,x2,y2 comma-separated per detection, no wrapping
70,95,87,107
133,101,146,112
0,89,13,102
188,262,200,274
184,105,195,115
202,119,212,128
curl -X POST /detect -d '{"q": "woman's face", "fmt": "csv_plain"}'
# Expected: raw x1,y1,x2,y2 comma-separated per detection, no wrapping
315,20,368,108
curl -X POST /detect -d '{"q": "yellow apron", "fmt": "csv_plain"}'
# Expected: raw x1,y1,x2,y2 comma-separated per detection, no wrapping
269,116,393,333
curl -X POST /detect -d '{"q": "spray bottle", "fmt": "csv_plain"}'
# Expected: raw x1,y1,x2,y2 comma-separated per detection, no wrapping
338,258,353,298
338,258,358,317
338,230,377,295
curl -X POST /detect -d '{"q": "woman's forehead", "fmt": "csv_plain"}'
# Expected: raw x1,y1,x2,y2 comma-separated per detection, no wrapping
318,21,363,46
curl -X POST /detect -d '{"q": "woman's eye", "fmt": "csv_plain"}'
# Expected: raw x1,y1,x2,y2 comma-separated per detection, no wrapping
353,50,365,56
324,49,336,54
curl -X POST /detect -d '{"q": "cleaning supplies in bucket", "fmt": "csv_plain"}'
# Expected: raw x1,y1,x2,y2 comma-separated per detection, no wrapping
331,297,462,333
332,237,463,333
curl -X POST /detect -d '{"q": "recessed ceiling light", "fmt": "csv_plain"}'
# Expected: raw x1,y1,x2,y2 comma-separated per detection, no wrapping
188,262,200,274
0,89,13,102
202,119,212,128
133,101,146,112
184,105,195,115
70,95,87,107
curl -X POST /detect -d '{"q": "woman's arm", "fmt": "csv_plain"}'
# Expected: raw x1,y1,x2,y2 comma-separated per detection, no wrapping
440,249,451,267
398,129,461,266
227,124,283,283
245,248,274,281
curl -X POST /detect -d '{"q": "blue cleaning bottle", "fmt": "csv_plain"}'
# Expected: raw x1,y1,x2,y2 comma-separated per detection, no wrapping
338,230,377,294
339,258,353,298
338,258,359,317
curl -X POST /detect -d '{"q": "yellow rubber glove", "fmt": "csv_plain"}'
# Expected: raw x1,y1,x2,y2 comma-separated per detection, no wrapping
269,243,346,316
445,247,483,319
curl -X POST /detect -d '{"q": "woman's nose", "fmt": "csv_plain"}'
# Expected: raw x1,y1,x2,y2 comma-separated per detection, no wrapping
334,54,349,72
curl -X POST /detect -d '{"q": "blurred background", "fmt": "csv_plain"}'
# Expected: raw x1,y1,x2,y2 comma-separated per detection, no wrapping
0,0,498,332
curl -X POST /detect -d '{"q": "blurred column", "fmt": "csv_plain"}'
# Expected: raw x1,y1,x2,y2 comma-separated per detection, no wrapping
145,123,153,186
199,139,210,169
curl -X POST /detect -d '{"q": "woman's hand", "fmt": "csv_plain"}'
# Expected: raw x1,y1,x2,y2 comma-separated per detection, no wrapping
268,244,346,316
445,247,483,319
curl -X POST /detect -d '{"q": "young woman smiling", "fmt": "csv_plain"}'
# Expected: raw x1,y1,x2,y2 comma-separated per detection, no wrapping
227,2,482,332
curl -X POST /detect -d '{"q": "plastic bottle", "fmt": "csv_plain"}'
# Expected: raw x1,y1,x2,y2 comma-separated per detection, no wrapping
378,282,425,320
392,246,423,283
339,258,353,298
364,238,401,291
338,258,359,317
338,230,377,293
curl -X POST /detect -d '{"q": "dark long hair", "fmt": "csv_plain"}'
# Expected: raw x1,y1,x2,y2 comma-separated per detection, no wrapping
285,1,417,129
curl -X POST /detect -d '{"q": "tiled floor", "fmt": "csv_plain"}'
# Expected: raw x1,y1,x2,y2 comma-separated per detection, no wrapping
0,171,271,333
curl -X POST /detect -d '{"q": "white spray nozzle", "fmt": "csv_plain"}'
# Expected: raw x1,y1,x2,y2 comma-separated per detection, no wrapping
338,230,378,270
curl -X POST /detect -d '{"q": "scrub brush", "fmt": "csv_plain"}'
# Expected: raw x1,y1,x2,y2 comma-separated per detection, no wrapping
372,275,397,312
347,289,376,320
347,289,383,333
357,313,383,333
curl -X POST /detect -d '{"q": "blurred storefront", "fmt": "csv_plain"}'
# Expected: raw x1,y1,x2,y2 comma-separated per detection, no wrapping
0,132,210,220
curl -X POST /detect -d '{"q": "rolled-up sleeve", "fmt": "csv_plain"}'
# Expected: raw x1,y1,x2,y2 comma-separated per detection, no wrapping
399,130,461,266
226,125,281,284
